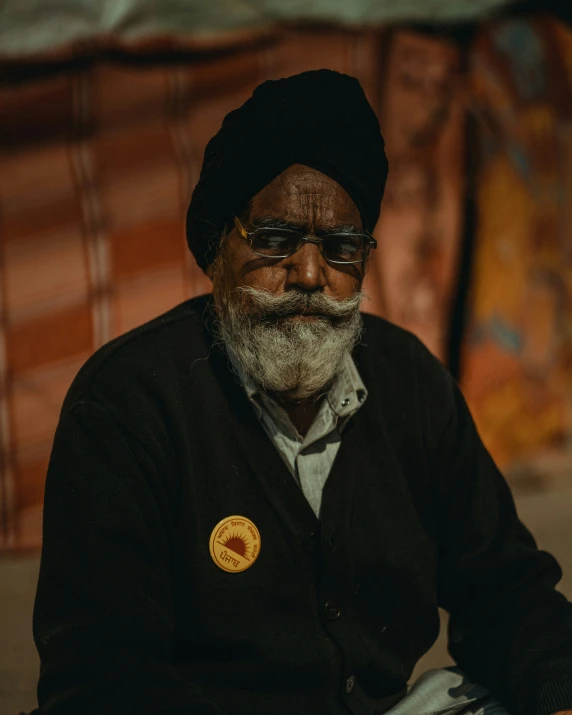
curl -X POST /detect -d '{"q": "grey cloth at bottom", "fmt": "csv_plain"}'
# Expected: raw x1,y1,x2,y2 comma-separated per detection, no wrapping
388,667,510,715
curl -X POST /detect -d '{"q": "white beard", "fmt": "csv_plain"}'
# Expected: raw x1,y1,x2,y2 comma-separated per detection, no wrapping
212,283,364,400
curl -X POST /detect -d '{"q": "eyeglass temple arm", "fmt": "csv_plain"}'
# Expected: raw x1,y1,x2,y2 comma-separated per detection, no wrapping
233,216,251,240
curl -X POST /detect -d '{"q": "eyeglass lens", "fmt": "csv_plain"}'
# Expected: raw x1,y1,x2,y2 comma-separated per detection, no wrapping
251,228,368,263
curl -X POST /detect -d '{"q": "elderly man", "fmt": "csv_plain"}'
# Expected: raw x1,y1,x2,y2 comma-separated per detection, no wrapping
33,70,572,715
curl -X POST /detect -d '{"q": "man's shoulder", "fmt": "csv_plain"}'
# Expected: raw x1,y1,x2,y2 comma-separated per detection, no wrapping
64,294,213,408
358,311,426,363
357,311,452,392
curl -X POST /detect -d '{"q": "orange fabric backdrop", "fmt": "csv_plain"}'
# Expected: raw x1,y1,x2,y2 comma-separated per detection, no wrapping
0,29,396,550
0,27,468,550
3,17,570,552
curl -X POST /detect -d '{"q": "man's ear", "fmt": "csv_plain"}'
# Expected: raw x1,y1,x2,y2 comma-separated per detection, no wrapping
207,228,230,282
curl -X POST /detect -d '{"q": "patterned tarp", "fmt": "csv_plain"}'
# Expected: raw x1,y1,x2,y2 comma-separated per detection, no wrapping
461,16,572,485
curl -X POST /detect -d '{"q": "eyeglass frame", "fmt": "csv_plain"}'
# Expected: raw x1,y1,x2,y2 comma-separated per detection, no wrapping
232,216,377,265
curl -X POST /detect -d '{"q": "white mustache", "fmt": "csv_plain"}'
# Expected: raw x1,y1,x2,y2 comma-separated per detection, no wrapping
235,286,364,321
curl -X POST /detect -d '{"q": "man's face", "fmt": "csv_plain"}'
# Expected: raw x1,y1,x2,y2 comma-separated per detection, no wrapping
215,163,365,302
210,164,366,400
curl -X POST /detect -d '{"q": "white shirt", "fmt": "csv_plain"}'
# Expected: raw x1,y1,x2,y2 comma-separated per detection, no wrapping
238,353,368,518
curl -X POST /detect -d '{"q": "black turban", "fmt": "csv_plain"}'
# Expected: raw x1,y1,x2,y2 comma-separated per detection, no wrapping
186,69,388,273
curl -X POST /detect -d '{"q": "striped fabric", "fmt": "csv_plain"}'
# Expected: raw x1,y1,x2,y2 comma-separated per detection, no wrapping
1,28,406,551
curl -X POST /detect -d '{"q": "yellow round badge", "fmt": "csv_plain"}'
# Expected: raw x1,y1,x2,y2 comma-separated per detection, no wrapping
209,515,261,573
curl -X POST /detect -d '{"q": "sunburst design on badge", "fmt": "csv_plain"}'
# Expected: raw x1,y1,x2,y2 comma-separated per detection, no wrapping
221,532,251,558
210,516,260,572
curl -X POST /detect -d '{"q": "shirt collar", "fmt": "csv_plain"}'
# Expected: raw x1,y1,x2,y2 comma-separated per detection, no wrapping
235,350,368,423
326,351,368,419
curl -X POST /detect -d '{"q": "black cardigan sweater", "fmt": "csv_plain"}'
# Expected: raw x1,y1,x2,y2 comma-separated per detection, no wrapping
33,294,572,715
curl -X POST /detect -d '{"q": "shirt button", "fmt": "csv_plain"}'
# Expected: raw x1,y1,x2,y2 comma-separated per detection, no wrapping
345,675,356,694
324,599,342,620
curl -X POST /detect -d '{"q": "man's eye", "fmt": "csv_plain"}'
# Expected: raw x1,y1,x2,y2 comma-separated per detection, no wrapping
338,240,360,254
262,233,291,246
328,236,362,255
252,231,298,254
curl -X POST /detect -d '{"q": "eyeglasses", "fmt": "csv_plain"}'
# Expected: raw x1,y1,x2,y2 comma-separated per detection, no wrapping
233,216,377,265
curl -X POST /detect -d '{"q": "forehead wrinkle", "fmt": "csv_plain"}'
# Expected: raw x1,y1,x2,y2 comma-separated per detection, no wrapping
284,188,340,231
247,165,362,231
251,203,359,234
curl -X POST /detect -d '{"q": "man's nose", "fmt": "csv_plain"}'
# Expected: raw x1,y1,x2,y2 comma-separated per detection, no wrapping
283,241,327,292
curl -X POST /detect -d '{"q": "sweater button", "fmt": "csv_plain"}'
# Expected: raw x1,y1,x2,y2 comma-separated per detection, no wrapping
324,599,342,620
345,675,356,694
304,532,318,555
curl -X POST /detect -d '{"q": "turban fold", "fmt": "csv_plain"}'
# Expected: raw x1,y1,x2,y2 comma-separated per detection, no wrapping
186,69,388,273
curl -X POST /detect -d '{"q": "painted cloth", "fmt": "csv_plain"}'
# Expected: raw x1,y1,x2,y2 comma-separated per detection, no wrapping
362,30,465,364
461,17,572,483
